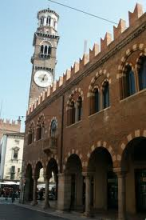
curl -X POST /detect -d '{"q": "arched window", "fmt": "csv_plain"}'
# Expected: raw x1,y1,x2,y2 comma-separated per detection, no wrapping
41,45,44,54
125,65,136,97
28,126,34,145
71,101,75,124
46,16,51,25
40,17,44,26
102,81,110,109
40,44,51,58
138,56,146,91
77,97,82,121
36,118,44,141
94,89,100,113
50,119,57,138
54,20,56,28
12,147,19,160
44,46,48,54
36,125,42,141
48,46,51,55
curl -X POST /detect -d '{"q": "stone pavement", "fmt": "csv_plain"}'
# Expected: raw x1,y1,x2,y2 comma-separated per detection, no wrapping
14,202,146,220
0,197,145,220
15,201,117,220
0,204,68,220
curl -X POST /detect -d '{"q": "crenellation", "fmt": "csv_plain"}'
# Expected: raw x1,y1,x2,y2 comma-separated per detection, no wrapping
42,91,46,101
32,103,35,112
71,62,79,75
79,54,89,70
38,95,41,105
63,73,67,84
36,98,39,107
114,19,126,40
59,76,63,87
53,81,57,92
66,69,71,80
29,106,31,114
47,86,51,97
40,93,43,103
89,43,99,61
56,80,59,90
101,32,112,51
129,3,143,26
45,90,48,100
34,100,37,109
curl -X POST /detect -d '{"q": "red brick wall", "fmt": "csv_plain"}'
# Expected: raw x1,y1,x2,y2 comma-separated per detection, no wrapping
24,9,146,173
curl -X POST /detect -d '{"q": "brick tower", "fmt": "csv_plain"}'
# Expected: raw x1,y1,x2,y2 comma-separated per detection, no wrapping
28,8,60,106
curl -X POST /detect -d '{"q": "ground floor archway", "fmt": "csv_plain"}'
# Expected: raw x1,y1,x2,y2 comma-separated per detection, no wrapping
121,137,146,215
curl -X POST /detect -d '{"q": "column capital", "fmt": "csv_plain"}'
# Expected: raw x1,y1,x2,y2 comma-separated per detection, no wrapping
82,172,94,177
113,168,127,177
58,172,71,177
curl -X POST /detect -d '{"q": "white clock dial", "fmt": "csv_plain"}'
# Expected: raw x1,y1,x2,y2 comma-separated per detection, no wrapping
34,70,53,87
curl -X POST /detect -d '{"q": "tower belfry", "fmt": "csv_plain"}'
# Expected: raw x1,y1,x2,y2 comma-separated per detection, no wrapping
28,8,60,106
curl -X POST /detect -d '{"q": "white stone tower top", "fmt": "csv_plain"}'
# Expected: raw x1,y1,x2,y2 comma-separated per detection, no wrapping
37,8,59,35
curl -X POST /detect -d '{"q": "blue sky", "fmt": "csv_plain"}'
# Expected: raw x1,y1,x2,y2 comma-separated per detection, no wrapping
0,0,145,131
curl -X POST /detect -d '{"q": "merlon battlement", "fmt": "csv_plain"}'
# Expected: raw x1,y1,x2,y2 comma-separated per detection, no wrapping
0,119,21,126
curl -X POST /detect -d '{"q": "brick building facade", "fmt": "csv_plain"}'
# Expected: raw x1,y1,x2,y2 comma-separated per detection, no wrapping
23,4,146,220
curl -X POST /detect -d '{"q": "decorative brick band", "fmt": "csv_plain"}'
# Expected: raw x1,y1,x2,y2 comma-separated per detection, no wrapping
86,141,116,168
118,43,146,77
63,149,83,171
118,129,146,162
88,69,111,96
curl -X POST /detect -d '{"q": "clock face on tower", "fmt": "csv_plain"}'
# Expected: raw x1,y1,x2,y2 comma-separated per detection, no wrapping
34,70,53,87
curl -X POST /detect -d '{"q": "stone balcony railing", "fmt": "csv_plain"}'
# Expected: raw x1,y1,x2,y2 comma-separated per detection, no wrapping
42,137,57,155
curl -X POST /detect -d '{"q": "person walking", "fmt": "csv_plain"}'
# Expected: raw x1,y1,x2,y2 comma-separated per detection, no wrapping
11,190,16,203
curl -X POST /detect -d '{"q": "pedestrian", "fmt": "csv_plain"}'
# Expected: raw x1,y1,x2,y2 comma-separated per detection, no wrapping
11,190,16,203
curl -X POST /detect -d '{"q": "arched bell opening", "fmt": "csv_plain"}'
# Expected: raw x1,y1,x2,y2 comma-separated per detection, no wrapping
121,137,146,214
87,147,117,213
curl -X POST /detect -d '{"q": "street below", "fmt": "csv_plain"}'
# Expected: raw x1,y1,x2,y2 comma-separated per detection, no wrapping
0,204,66,220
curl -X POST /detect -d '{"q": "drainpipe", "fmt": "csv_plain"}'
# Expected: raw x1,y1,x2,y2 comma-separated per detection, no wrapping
60,95,64,173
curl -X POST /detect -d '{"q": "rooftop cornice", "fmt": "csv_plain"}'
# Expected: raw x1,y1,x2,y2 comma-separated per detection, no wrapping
37,8,59,19
36,32,59,39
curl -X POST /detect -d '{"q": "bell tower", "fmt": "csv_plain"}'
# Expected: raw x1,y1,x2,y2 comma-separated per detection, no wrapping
28,8,59,106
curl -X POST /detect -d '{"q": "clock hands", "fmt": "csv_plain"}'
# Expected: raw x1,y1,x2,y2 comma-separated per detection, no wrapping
38,74,48,82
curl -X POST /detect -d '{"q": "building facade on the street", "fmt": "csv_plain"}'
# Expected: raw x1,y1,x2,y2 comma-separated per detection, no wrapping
23,4,146,220
0,119,21,141
0,132,24,182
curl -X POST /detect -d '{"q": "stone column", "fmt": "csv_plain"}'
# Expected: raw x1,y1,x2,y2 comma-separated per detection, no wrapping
31,176,38,206
43,175,50,209
75,174,83,210
57,173,71,211
83,173,92,216
114,168,127,220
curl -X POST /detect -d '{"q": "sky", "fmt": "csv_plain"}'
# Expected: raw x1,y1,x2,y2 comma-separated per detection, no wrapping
0,0,145,131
